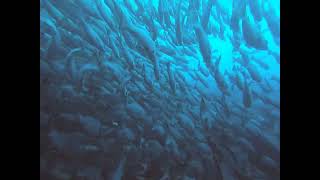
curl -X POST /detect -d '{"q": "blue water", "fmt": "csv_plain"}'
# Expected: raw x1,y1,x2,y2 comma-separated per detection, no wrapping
40,0,280,179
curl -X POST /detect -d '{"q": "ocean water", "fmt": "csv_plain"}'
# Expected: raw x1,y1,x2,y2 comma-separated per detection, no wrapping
40,0,280,179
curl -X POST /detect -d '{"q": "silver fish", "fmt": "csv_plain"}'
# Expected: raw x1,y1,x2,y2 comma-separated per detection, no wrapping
167,62,176,94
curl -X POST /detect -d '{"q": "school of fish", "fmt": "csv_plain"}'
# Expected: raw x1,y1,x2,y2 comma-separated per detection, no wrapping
40,0,280,179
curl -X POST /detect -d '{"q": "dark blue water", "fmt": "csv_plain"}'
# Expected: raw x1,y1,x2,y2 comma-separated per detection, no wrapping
40,0,280,179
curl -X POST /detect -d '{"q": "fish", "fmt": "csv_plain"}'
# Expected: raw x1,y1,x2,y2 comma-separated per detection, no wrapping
78,0,102,19
80,17,106,52
195,71,210,88
134,0,144,14
242,78,252,108
124,0,135,14
158,0,171,28
58,28,78,49
252,57,270,70
44,0,81,34
158,43,177,56
43,0,64,22
228,66,245,91
194,83,211,100
248,0,263,21
194,24,213,73
122,31,137,50
206,139,224,180
269,50,280,64
65,48,82,81
200,97,208,120
158,0,165,25
40,9,58,35
213,55,230,95
231,32,242,51
176,76,188,93
167,62,177,94
120,38,136,70
147,14,158,41
259,78,273,93
238,47,252,67
242,9,268,50
180,46,195,57
201,0,215,31
271,75,280,84
96,0,116,31
246,62,262,82
78,64,101,91
263,1,280,39
48,130,95,159
153,57,161,81
188,71,198,81
40,31,53,54
109,33,121,58
45,24,69,59
230,0,246,33
111,156,127,180
254,91,280,109
142,63,154,92
78,115,102,137
198,59,210,77
175,0,183,45
235,72,244,90
123,22,160,81
104,0,116,14
174,54,189,65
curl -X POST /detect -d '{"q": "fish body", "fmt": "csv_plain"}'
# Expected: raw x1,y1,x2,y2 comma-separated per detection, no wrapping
214,56,229,95
242,78,252,108
111,156,127,180
142,64,154,92
43,0,64,22
122,46,136,70
200,97,207,120
167,62,176,94
249,0,263,21
175,0,183,45
196,71,209,88
247,63,262,82
195,25,212,71
242,11,268,50
201,0,214,31
198,60,210,77
80,18,106,52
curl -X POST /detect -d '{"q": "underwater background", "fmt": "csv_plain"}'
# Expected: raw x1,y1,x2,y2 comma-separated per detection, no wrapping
40,0,280,179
